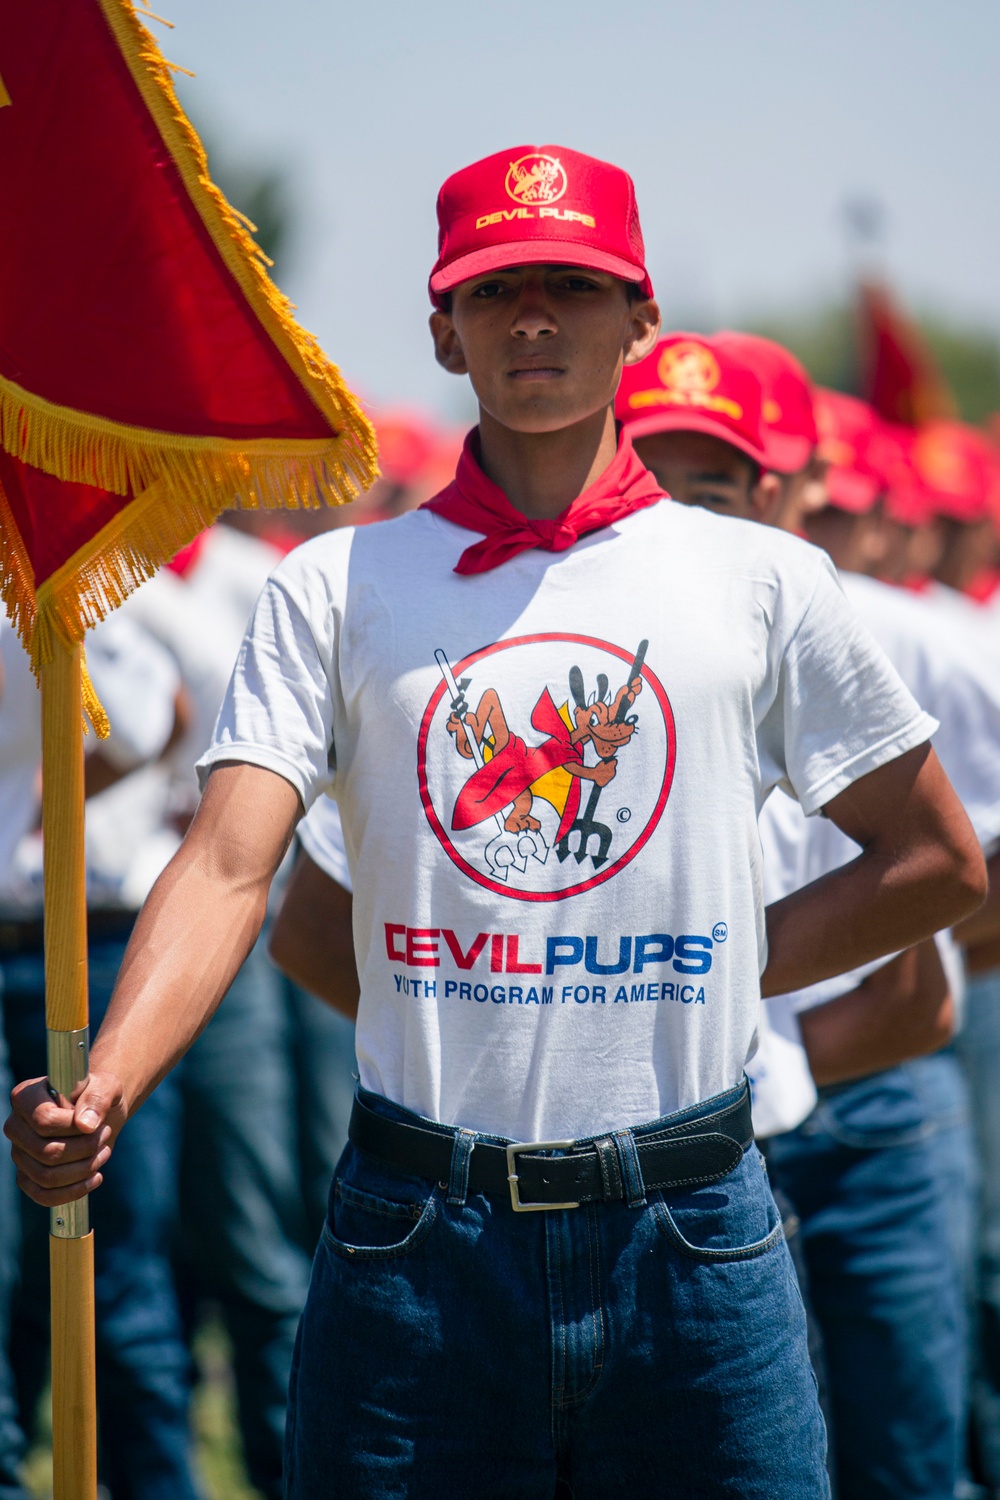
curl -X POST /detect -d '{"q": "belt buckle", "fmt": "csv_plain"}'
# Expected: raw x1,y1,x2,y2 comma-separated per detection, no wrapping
505,1139,580,1212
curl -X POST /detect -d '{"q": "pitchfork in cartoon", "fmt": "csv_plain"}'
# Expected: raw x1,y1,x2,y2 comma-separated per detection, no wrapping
434,644,647,879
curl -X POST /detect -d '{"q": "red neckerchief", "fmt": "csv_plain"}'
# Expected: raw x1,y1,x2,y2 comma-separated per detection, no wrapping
422,427,664,575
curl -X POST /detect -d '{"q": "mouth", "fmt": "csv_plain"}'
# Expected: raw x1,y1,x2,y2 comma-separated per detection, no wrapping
507,364,565,382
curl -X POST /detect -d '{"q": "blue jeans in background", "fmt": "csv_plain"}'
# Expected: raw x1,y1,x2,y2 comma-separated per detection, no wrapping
285,1082,829,1500
957,964,1000,1492
177,931,314,1500
2,934,198,1500
0,998,29,1500
282,977,357,1248
766,1052,974,1500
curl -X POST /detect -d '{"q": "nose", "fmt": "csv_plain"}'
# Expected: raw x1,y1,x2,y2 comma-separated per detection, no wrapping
510,279,557,340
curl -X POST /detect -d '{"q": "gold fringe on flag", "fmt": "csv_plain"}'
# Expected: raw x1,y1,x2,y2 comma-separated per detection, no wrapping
99,0,377,480
0,0,380,675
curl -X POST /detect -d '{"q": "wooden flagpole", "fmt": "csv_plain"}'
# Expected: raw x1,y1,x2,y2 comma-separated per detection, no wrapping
39,639,98,1500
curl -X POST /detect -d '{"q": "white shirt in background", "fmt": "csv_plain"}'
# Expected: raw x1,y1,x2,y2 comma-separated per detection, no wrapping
749,570,998,1137
0,613,180,911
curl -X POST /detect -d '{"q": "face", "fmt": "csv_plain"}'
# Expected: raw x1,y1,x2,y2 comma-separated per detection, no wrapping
632,430,758,518
804,504,886,574
429,266,659,434
769,451,829,534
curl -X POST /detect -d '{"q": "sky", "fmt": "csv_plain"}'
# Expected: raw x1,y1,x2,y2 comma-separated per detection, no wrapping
163,0,1000,422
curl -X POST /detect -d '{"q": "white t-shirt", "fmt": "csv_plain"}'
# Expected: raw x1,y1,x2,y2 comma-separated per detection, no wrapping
842,573,1000,852
200,500,933,1140
747,565,1000,1136
0,612,180,910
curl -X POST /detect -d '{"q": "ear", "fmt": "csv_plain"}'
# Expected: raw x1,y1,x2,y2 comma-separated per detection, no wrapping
429,311,468,376
750,471,785,526
622,298,661,367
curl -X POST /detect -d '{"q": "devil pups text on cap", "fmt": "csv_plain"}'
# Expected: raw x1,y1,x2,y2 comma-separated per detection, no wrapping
429,144,653,307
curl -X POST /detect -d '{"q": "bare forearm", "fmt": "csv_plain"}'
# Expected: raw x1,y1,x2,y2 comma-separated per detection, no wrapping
762,746,985,998
798,939,952,1086
7,763,302,1207
90,850,268,1112
90,762,302,1114
762,848,968,997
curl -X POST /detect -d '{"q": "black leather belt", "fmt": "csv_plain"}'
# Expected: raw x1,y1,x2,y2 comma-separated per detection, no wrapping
0,908,138,957
349,1084,754,1212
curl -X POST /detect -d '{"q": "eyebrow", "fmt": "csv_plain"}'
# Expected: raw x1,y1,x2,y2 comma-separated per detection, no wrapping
691,472,740,486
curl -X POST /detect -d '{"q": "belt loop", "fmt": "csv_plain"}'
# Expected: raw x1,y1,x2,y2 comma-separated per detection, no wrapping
612,1129,647,1208
447,1129,477,1206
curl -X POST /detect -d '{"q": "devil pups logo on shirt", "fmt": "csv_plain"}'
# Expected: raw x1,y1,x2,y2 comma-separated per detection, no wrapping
417,633,676,902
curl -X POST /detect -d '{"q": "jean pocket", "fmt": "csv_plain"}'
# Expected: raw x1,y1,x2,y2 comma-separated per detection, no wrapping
322,1175,441,1262
652,1150,784,1263
812,1073,931,1150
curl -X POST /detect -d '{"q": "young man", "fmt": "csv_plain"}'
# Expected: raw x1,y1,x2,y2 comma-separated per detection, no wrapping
6,146,987,1499
624,353,998,1499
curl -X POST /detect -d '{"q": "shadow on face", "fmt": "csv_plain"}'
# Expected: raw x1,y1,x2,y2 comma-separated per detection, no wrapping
632,430,759,518
429,267,660,436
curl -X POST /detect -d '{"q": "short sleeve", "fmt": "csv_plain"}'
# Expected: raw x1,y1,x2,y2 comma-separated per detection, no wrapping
298,797,352,892
196,545,340,809
760,555,938,815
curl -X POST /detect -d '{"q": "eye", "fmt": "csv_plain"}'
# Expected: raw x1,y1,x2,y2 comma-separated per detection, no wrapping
470,280,509,299
589,711,600,727
559,275,600,293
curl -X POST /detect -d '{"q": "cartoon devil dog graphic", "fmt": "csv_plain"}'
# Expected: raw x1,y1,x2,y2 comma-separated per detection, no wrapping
435,642,647,878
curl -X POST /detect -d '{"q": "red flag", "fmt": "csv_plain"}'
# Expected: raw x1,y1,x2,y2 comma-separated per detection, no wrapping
0,0,377,671
857,280,956,428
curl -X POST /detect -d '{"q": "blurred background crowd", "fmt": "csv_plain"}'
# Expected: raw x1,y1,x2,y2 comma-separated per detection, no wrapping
2,1,1000,1495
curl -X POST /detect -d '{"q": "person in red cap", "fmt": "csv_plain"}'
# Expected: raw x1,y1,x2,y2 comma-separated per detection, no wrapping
714,331,827,532
614,330,772,515
661,376,1000,1500
7,145,987,1499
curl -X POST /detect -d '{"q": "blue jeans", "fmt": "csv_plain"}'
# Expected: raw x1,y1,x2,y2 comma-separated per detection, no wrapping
2,936,198,1500
285,1082,829,1499
956,965,1000,1489
177,932,314,1500
766,1053,973,1500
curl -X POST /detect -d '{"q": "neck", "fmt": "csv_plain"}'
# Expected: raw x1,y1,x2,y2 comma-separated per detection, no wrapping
476,406,619,519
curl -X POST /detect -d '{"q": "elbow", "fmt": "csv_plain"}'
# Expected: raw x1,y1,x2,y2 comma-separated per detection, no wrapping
921,993,957,1055
924,826,989,930
947,840,989,925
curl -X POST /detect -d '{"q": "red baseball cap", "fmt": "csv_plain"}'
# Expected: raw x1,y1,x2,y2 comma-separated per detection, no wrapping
615,333,767,466
873,423,933,528
814,390,883,513
373,409,441,487
428,145,653,308
714,332,817,474
909,421,993,524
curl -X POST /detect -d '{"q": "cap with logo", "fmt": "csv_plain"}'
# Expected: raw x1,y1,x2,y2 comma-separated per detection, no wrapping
713,332,817,475
814,390,885,514
429,145,653,309
615,334,767,466
909,421,996,525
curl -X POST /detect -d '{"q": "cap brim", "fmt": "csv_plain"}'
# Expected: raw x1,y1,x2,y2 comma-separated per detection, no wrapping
825,467,881,514
761,431,814,476
430,240,652,302
623,408,767,468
